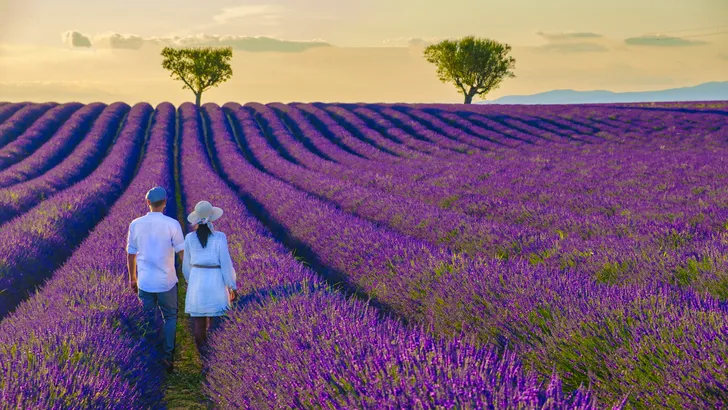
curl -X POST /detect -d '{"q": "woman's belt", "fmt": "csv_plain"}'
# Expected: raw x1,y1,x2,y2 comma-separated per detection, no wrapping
192,264,221,269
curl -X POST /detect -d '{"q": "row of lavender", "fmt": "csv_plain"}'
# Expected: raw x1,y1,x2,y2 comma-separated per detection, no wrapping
3,100,719,254
1,100,720,192
0,103,32,136
179,103,597,408
336,105,723,250
0,102,170,408
0,100,721,304
261,101,725,231
0,103,83,172
235,102,534,256
0,103,105,186
311,102,725,197
0,102,595,408
2,99,718,183
0,103,151,319
238,102,728,299
0,103,128,222
0,103,57,149
282,102,724,178
0,101,720,408
208,102,727,408
401,104,728,297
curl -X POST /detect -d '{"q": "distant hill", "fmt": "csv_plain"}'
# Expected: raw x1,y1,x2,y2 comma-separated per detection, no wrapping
480,81,728,105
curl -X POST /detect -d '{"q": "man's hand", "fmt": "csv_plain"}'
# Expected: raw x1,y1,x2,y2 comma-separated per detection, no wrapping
130,279,138,293
228,288,238,302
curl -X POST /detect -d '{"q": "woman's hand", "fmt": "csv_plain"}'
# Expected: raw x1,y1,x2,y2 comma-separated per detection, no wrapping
228,288,238,302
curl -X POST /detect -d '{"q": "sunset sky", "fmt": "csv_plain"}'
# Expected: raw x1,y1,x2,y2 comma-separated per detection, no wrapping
0,0,726,103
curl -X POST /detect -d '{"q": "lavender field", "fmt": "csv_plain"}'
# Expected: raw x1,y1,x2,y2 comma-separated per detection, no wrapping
0,100,726,409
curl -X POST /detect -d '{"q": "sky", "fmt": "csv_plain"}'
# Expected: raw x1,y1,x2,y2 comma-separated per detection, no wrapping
0,0,726,103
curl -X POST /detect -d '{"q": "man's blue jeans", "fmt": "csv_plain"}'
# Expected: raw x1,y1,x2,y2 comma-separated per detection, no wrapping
138,283,177,362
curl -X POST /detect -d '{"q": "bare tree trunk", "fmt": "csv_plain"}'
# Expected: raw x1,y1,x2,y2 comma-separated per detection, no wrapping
463,87,478,104
195,92,202,107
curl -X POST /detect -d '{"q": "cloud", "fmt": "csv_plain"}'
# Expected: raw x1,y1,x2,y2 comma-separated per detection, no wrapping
61,31,91,48
407,38,431,48
719,53,728,61
535,42,609,53
212,4,289,25
533,31,608,53
154,34,331,52
60,31,331,52
94,33,145,50
537,32,603,41
382,37,439,47
624,34,708,47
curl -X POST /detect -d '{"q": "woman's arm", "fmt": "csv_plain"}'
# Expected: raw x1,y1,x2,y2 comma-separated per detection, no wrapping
182,236,191,282
219,233,237,291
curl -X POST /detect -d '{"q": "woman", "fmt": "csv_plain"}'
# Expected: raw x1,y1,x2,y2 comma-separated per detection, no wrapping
182,200,238,354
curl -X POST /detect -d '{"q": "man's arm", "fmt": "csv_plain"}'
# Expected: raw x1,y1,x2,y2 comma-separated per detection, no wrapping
127,253,137,292
126,223,138,292
176,249,184,272
172,221,185,268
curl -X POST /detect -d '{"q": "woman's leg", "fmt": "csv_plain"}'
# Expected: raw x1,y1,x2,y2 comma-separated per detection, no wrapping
209,315,220,333
192,317,209,353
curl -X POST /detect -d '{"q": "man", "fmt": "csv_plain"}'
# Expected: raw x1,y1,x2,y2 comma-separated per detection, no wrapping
127,186,184,373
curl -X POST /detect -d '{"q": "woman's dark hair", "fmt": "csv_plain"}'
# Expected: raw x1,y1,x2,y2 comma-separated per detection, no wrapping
196,223,212,248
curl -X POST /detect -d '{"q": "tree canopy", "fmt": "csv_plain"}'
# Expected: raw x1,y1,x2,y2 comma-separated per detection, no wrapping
161,46,233,106
424,36,516,104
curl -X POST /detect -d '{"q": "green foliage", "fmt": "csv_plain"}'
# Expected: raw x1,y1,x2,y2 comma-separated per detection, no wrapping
423,36,516,104
438,194,460,209
557,248,588,270
659,229,694,250
161,46,233,106
672,256,712,287
527,246,557,266
596,260,634,284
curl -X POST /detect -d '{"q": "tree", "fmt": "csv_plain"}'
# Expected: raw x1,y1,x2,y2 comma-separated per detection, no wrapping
424,36,515,104
161,46,233,106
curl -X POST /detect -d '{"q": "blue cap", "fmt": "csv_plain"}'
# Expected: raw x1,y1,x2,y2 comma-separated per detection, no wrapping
146,186,167,202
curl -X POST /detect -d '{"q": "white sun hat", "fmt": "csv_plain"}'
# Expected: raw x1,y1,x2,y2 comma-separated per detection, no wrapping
187,200,223,225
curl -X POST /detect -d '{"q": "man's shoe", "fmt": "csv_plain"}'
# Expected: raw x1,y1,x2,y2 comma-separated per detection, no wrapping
161,359,174,374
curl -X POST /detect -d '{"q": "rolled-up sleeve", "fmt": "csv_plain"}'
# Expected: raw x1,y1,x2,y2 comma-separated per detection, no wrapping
182,236,191,282
219,234,237,290
126,223,137,254
172,222,184,253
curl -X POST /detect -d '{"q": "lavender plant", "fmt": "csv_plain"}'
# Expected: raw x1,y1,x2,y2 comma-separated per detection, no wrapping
178,102,599,409
0,103,106,188
0,102,129,222
0,103,149,318
0,103,29,124
0,102,175,408
208,102,727,408
0,103,57,149
0,101,724,409
0,103,83,170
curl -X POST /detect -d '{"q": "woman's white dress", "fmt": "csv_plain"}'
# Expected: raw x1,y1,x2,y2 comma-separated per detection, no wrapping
182,230,237,317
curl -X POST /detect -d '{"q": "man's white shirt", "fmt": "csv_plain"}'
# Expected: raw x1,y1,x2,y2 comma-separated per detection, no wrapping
127,212,184,292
